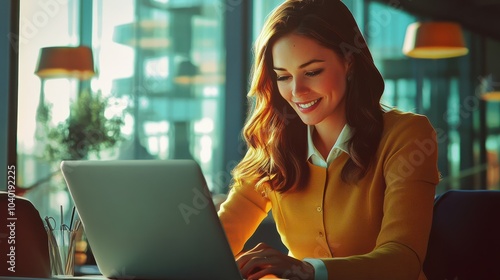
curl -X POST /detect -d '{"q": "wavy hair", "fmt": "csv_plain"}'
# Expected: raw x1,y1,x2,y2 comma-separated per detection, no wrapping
231,0,385,193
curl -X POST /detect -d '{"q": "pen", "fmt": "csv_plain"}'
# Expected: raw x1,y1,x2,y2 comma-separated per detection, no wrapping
69,206,76,230
45,216,64,275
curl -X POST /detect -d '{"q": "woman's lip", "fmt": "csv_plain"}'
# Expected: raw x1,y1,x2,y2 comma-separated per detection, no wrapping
295,98,321,112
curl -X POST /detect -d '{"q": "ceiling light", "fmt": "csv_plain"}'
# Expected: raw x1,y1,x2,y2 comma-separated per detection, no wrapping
403,21,469,59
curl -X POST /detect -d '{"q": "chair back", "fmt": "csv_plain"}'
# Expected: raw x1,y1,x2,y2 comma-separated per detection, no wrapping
423,190,500,280
0,192,51,278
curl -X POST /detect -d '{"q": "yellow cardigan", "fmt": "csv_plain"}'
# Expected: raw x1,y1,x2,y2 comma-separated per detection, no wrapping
218,110,440,280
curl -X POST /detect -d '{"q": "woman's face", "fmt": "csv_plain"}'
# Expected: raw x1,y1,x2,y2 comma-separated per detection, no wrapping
272,33,349,127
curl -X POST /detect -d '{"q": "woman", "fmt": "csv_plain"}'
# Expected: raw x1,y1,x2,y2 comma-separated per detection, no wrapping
218,0,440,279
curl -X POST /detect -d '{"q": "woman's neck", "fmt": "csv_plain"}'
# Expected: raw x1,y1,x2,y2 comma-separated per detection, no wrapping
313,116,346,160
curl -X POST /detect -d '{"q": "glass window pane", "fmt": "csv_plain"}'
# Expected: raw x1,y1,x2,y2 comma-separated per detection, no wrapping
18,0,227,222
94,0,226,191
18,0,78,220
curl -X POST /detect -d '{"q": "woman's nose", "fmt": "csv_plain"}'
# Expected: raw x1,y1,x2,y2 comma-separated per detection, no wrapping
292,78,309,97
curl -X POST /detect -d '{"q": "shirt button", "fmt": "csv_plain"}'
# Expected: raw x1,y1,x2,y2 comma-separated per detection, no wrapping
319,232,324,237
316,206,322,212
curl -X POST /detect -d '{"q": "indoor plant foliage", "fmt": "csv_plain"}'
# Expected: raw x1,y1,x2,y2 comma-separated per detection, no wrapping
42,89,124,161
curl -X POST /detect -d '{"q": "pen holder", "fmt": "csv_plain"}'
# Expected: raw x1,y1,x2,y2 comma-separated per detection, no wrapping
74,226,88,265
47,228,76,277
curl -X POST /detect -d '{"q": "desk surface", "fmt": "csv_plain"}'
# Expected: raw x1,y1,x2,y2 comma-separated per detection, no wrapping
0,265,286,280
0,276,288,280
0,275,287,280
0,277,105,280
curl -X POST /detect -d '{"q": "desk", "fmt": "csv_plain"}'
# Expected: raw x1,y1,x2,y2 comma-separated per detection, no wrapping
0,277,105,280
0,277,286,280
1,265,287,280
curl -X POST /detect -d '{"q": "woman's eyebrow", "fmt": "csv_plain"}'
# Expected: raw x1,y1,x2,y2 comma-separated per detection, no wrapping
273,59,325,71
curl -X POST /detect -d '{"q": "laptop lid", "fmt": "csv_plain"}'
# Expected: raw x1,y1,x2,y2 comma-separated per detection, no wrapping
60,160,243,280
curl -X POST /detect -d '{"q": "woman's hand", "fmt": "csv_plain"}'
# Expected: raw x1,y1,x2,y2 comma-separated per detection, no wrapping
236,243,315,280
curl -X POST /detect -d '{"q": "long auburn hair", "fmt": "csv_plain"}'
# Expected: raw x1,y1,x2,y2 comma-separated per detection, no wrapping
231,0,385,193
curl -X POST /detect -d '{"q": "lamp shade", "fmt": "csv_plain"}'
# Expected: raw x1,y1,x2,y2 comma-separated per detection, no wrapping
480,74,500,102
35,46,95,80
403,22,469,59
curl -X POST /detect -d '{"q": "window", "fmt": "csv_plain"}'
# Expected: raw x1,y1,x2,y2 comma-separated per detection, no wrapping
93,0,226,187
18,0,227,219
18,0,78,219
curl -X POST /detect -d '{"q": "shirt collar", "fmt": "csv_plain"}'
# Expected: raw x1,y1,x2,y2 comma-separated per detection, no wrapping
307,124,351,164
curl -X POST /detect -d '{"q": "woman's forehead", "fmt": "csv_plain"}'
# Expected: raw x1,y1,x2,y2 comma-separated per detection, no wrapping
271,34,340,69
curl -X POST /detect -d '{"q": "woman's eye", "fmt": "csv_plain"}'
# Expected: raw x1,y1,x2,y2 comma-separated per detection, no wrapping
276,75,290,82
306,69,324,77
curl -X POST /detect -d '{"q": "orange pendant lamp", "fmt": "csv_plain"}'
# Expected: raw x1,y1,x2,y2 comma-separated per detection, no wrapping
35,46,95,80
403,21,469,59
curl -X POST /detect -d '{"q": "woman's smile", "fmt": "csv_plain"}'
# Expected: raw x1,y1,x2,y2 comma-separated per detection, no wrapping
295,98,322,112
272,33,349,128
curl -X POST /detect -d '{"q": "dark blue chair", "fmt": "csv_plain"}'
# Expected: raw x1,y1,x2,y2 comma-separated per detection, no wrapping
423,190,500,280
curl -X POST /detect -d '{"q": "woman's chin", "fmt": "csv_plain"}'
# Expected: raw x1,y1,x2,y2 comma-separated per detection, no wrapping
297,116,319,126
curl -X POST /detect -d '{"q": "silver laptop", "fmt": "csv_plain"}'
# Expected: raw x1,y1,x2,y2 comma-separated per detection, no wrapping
60,160,243,280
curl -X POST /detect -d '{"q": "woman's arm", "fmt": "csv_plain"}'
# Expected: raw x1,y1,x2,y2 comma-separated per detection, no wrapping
218,180,272,256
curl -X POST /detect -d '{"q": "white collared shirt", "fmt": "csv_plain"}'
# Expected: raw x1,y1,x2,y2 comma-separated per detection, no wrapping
307,124,351,167
304,124,351,280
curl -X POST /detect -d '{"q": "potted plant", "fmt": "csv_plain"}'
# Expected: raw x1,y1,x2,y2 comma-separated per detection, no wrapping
18,90,124,194
42,89,124,161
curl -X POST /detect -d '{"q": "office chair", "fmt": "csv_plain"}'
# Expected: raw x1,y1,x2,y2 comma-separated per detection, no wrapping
423,189,500,280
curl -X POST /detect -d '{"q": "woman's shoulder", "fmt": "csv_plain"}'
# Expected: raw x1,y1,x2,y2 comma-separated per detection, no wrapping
383,108,433,130
381,108,435,140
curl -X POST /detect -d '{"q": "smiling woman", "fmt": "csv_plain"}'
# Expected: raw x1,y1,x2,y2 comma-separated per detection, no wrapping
272,34,349,151
218,1,439,279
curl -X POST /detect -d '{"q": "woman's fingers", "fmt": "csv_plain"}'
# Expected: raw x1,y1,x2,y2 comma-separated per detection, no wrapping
239,255,273,277
237,243,279,276
236,243,314,280
236,243,272,267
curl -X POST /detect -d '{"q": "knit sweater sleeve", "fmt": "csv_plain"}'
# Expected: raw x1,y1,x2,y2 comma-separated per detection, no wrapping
218,179,272,256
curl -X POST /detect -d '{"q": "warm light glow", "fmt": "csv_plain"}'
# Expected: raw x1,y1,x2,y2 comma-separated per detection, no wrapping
482,92,500,101
481,74,500,102
113,20,170,50
403,22,469,59
35,46,95,79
